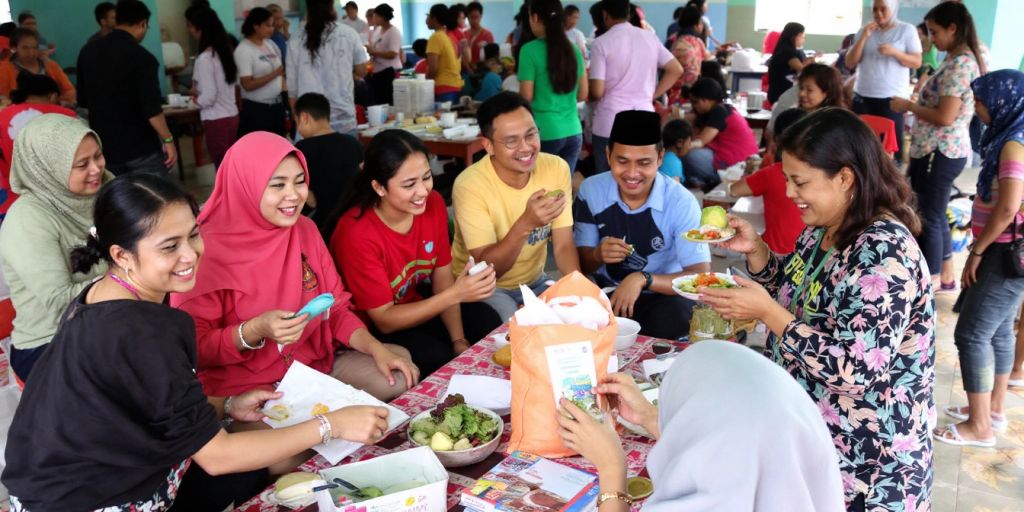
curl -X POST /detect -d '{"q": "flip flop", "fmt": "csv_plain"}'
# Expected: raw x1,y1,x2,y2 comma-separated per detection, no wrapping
934,424,996,448
1009,379,1024,388
944,405,1008,432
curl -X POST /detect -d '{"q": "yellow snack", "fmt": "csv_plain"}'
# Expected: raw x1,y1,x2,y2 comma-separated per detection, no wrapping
310,402,329,416
415,116,436,124
493,345,512,368
265,404,291,421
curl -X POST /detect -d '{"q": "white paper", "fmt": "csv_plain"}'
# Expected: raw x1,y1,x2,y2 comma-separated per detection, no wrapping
443,374,512,415
262,362,409,464
643,355,679,384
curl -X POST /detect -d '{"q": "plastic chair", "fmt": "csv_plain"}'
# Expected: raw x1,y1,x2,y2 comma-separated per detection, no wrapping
860,114,899,156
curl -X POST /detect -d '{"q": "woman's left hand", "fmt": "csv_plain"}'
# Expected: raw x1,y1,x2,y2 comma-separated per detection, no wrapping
370,343,420,389
962,253,982,288
228,389,283,422
556,399,626,474
890,97,912,113
698,275,775,321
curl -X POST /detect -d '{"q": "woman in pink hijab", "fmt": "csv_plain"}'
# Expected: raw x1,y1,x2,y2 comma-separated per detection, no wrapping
173,132,419,405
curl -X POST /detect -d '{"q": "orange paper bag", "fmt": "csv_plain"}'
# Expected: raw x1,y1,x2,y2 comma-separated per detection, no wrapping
507,272,617,458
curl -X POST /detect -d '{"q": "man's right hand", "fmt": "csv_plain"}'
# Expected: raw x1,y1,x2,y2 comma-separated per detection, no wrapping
521,189,566,231
594,237,633,265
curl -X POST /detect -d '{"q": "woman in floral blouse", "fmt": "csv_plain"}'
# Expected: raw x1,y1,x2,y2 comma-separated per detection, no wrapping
702,108,935,511
891,1,984,292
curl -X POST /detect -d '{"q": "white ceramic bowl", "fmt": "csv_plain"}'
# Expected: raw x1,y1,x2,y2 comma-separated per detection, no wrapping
406,406,503,468
615,317,641,351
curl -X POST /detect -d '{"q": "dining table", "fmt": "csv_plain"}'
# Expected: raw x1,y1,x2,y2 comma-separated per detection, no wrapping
235,324,686,512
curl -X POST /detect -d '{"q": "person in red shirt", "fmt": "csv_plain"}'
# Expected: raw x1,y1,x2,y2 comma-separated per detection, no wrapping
412,38,429,75
0,74,76,222
463,2,495,72
171,132,418,404
331,130,502,376
729,108,808,254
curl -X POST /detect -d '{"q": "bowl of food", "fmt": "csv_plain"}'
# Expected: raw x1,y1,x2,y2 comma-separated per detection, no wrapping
407,394,503,468
614,317,641,350
672,272,739,300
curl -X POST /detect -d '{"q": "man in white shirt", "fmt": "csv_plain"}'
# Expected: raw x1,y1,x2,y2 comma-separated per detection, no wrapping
564,4,589,67
340,1,369,39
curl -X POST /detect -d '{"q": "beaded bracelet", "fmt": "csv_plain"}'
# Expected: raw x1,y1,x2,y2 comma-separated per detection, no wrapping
238,321,266,350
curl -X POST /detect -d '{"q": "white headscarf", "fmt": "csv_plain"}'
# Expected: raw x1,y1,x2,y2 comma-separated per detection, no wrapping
642,341,845,512
879,0,900,26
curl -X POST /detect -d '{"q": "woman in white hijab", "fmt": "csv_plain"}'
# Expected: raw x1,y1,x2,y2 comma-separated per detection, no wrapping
556,341,845,512
843,0,922,161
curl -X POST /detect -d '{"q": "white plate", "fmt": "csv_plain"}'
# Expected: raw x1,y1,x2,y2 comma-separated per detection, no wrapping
682,228,736,244
671,272,739,300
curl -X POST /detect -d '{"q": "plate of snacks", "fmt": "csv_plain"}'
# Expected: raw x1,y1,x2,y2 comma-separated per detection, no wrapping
671,272,739,300
682,206,736,243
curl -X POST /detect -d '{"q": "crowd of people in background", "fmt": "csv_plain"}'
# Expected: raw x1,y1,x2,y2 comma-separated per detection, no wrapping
0,0,1021,510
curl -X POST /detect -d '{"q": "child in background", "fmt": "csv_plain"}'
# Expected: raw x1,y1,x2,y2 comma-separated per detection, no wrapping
293,93,364,239
729,108,807,254
467,43,503,101
659,119,692,183
412,38,429,75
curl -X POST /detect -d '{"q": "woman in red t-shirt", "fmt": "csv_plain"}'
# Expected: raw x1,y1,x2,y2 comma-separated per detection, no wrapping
684,77,759,192
331,130,502,376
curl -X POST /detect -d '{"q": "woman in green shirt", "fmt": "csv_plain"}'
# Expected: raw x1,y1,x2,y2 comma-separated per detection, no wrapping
518,0,587,175
0,114,112,381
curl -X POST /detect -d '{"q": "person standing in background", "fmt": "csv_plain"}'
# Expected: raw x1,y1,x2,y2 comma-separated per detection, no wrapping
844,0,922,161
463,2,494,72
77,0,176,175
234,7,287,137
563,5,588,67
267,3,291,61
87,2,117,45
367,4,402,106
766,22,808,105
185,4,239,169
340,1,369,41
425,4,463,103
17,12,55,58
589,0,682,173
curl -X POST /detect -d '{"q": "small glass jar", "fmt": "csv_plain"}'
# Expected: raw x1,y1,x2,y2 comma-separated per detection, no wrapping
689,305,733,342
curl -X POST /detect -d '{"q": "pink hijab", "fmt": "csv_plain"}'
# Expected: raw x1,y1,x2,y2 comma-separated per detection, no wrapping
172,132,319,320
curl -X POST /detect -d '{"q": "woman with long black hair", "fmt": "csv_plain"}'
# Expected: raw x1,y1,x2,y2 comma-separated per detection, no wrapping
186,4,238,168
286,0,368,134
767,22,808,104
234,7,286,136
518,0,588,173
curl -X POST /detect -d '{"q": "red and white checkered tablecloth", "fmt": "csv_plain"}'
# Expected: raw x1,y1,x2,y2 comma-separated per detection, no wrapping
236,325,684,512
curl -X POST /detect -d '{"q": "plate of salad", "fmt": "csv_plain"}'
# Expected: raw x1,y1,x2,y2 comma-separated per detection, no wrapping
671,272,739,300
407,394,503,467
683,206,737,243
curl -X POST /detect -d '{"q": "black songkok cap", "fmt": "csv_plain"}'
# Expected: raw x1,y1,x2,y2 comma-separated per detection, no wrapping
609,110,661,147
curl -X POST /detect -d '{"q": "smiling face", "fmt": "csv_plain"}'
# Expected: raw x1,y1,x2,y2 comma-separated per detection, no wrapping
798,77,827,110
926,19,957,52
376,152,434,217
608,143,662,205
259,155,309,228
781,151,855,230
484,107,541,176
114,201,203,297
67,135,105,196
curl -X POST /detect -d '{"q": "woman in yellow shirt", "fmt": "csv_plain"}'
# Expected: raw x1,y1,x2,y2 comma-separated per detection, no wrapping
425,4,463,102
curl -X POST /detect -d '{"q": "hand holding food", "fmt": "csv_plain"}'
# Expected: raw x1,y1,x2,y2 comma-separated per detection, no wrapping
455,258,497,302
595,236,633,264
522,189,566,229
596,373,659,438
698,275,777,321
327,405,391,444
683,206,737,243
672,272,739,300
716,215,761,254
229,388,284,422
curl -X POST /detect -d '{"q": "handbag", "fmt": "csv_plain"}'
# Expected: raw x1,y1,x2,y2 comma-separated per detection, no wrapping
1007,215,1024,277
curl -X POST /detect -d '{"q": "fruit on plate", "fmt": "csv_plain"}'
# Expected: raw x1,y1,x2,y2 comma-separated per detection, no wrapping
701,206,728,229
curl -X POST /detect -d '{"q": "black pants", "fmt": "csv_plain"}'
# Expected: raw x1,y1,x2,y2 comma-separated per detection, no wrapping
170,464,269,512
630,293,697,341
908,152,967,275
368,68,397,106
237,99,287,138
374,301,502,377
852,94,905,161
10,345,45,383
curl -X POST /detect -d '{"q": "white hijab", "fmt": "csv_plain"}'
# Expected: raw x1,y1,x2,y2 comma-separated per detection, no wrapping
878,0,900,26
642,341,845,512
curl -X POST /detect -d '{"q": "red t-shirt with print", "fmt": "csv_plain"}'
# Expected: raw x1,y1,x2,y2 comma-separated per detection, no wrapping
331,191,452,314
744,162,805,254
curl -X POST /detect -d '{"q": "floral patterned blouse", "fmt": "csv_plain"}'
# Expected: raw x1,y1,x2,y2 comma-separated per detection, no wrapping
752,219,936,510
909,52,981,159
10,460,191,512
668,35,706,105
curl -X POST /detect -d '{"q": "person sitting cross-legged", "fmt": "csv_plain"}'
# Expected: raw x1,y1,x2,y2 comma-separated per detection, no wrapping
574,110,710,339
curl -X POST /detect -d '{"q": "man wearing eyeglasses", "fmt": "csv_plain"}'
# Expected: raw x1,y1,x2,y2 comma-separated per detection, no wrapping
451,92,581,321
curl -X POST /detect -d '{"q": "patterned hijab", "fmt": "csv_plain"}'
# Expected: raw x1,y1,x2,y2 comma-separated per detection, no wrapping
973,70,1024,202
9,114,112,233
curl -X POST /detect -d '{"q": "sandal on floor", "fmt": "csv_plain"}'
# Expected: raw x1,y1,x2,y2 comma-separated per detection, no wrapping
934,424,996,448
944,405,1009,432
1010,379,1024,388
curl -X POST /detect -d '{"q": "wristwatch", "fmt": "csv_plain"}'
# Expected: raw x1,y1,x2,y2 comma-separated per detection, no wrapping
640,271,653,289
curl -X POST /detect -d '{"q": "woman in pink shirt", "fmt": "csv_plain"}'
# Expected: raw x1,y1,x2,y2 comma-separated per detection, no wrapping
683,77,758,191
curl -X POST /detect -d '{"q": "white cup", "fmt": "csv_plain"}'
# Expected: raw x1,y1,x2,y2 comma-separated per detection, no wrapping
415,73,427,80
168,93,184,107
396,112,405,123
439,112,457,128
367,105,388,127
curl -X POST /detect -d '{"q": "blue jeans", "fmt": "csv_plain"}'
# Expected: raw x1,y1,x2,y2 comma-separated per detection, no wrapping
592,135,610,174
954,244,1024,393
909,152,967,276
682,147,721,192
541,134,583,173
483,273,551,322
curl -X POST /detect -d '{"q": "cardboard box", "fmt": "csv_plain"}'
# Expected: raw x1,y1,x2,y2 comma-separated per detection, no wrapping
315,446,449,512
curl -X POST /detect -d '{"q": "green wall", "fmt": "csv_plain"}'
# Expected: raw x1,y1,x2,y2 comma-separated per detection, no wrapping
11,0,166,93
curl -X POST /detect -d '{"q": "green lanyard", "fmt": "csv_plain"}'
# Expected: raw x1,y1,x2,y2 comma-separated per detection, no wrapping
789,229,834,319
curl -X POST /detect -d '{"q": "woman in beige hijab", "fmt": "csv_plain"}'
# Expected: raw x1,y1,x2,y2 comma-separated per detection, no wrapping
0,114,113,381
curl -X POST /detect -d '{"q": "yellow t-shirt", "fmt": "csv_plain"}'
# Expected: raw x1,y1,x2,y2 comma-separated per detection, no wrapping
452,153,573,289
426,30,464,91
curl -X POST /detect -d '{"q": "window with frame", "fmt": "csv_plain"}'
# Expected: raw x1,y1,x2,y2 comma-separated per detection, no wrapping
754,0,862,37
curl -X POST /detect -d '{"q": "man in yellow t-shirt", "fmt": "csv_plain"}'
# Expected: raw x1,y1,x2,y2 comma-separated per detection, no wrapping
452,92,580,320
425,4,463,102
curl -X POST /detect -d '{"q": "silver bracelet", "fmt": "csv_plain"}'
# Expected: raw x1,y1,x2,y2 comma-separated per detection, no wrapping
223,396,235,417
238,321,265,350
314,414,332,444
